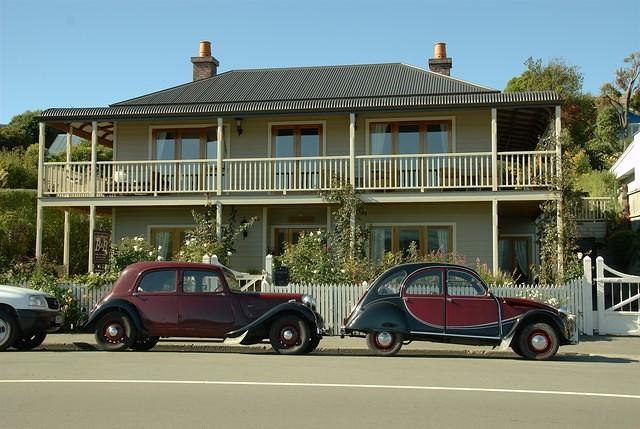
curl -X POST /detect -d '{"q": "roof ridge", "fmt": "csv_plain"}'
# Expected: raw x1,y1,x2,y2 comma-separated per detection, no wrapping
401,63,499,92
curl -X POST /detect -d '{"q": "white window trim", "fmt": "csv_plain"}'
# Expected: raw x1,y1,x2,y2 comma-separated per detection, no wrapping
367,222,457,254
364,116,457,155
267,120,327,158
148,123,231,160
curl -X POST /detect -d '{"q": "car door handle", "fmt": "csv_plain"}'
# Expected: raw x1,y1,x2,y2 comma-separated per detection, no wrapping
446,298,453,303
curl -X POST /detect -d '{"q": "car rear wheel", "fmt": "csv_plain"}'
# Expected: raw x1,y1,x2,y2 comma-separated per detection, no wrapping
95,312,136,351
13,333,47,350
269,315,310,355
366,331,403,356
0,310,18,351
130,336,159,351
517,322,559,360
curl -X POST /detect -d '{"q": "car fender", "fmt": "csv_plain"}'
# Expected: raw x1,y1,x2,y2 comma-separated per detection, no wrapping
509,309,567,341
82,299,146,334
345,299,408,334
225,301,320,341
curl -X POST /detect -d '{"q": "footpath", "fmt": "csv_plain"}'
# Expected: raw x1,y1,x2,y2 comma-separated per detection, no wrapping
41,333,640,360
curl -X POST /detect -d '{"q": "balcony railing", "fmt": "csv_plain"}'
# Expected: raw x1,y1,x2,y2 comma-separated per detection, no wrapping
42,150,559,197
573,197,614,221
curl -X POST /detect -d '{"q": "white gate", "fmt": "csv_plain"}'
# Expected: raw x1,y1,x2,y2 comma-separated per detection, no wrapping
594,256,640,335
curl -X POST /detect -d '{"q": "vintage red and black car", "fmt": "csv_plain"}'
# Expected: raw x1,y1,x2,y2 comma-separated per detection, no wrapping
82,262,323,354
341,263,577,360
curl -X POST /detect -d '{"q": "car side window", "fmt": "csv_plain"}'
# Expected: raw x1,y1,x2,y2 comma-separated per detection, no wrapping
446,269,486,296
137,270,177,293
376,270,407,296
182,270,223,293
404,269,443,296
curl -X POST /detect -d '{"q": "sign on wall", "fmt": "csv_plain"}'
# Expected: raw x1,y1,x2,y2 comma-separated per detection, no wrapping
93,231,111,273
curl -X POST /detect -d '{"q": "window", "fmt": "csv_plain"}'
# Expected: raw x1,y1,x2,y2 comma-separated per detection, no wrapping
369,121,452,155
405,270,443,296
274,227,322,255
376,270,408,296
370,225,453,260
137,270,177,293
272,125,322,157
151,227,192,260
182,270,223,293
499,237,531,282
222,267,241,292
446,269,485,296
153,127,225,160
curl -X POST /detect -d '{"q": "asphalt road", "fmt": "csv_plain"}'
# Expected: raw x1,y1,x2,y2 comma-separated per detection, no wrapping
1,350,639,429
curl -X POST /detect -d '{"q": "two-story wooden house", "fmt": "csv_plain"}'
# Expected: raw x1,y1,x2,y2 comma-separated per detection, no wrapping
36,41,562,279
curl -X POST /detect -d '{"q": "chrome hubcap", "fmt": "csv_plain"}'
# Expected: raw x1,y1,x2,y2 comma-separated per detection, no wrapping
0,320,8,344
106,325,121,338
282,329,294,341
531,334,549,351
376,332,393,348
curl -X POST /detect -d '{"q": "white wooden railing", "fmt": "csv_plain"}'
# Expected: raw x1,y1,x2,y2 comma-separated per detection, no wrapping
224,156,349,193
498,151,557,188
42,150,559,197
356,152,492,190
574,197,613,221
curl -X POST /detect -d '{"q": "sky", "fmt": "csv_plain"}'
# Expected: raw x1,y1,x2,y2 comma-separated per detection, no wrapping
0,0,638,123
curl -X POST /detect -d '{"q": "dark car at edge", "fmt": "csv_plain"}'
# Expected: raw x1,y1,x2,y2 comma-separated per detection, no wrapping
341,263,577,360
83,262,323,354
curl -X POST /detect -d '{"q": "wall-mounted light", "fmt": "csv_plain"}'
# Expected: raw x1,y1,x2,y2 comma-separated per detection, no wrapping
235,118,243,135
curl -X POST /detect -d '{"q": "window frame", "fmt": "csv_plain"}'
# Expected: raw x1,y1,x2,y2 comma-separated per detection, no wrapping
402,267,445,297
267,121,326,158
368,224,455,258
273,225,326,256
149,226,194,260
135,269,178,294
498,234,533,282
148,124,230,161
180,269,225,294
365,117,455,155
445,268,488,297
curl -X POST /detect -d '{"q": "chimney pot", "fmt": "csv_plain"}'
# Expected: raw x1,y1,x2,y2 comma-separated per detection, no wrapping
434,42,446,59
199,40,211,57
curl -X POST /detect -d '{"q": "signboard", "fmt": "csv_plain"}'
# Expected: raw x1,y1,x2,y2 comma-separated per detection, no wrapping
93,231,111,273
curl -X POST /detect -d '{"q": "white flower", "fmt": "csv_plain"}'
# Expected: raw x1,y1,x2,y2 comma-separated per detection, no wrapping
340,269,345,273
148,251,153,256
227,251,232,256
313,270,318,274
157,245,162,250
309,231,314,236
133,246,140,251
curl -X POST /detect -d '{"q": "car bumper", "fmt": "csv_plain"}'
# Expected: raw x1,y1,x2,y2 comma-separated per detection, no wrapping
16,309,63,334
561,313,579,345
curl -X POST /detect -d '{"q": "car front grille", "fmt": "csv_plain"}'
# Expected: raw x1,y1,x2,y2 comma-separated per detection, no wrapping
46,297,60,310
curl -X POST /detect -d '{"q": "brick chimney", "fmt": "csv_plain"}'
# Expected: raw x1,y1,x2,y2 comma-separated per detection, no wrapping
191,41,219,81
428,42,452,76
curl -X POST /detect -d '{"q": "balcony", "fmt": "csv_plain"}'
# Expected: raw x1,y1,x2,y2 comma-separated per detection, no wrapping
42,151,558,198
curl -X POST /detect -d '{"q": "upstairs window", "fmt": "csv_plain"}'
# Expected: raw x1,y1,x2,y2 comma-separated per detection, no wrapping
369,121,452,155
152,127,225,160
272,125,322,158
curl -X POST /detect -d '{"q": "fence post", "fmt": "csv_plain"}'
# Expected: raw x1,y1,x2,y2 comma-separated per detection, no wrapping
202,254,210,264
265,254,273,283
211,254,219,265
582,256,594,335
595,256,606,335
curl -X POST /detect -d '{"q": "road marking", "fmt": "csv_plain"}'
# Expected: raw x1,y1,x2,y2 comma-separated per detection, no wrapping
1,379,639,399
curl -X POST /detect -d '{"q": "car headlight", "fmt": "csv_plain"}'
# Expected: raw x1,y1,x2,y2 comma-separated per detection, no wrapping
29,295,48,308
301,294,317,309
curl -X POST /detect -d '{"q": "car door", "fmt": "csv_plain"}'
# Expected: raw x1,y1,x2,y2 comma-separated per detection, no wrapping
129,269,180,337
401,267,445,335
444,268,500,338
178,269,237,338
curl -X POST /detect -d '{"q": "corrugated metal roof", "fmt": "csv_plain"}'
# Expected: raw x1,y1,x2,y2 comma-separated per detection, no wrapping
40,91,561,121
112,63,498,106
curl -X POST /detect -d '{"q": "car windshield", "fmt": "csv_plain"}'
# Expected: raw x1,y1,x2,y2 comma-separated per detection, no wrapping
221,267,242,292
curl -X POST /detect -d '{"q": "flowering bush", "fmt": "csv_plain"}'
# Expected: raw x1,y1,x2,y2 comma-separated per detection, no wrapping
177,205,255,266
517,289,566,309
106,236,160,274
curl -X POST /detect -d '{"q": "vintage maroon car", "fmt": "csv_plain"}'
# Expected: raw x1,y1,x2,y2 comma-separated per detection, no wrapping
83,262,323,354
341,263,577,360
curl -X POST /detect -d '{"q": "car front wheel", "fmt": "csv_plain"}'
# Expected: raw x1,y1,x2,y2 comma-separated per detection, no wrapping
301,335,321,354
130,336,159,351
366,331,403,356
0,310,18,351
95,312,136,351
517,322,559,360
269,315,310,355
13,333,47,350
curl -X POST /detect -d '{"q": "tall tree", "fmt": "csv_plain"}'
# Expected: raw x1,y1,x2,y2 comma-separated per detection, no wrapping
0,110,57,149
600,52,640,138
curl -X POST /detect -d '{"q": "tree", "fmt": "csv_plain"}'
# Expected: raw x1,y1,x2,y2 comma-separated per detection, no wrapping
600,52,640,138
585,106,623,170
505,57,596,148
0,110,57,150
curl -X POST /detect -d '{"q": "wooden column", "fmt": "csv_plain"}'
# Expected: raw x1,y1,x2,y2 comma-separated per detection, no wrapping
555,105,564,279
216,118,223,195
90,121,98,197
261,207,268,269
88,205,96,273
63,127,72,275
492,199,499,274
35,122,45,262
491,108,498,191
349,113,356,186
